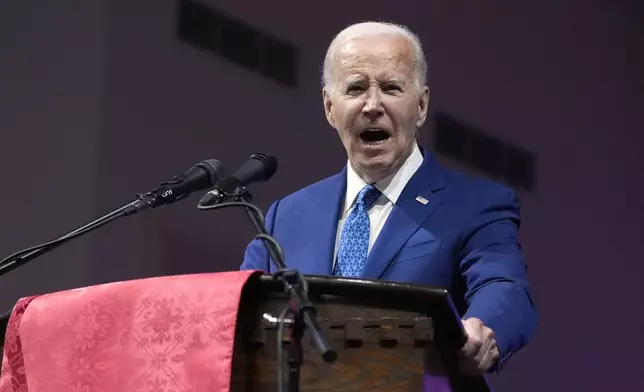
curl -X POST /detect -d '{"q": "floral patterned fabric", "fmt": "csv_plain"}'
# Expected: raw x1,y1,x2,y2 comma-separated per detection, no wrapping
0,270,259,392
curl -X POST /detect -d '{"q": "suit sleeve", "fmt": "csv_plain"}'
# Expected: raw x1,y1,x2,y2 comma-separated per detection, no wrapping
240,200,279,272
459,188,538,372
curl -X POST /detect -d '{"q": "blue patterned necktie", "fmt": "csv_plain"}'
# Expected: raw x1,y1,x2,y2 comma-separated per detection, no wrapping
334,184,381,277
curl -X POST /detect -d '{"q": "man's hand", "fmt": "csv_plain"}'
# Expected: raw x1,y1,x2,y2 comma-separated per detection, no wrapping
458,317,499,376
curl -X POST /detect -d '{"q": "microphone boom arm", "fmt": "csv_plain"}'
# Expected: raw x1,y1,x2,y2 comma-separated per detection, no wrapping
0,199,138,276
0,157,225,276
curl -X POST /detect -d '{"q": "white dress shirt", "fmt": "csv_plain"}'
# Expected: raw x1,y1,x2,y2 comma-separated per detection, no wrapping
333,143,424,269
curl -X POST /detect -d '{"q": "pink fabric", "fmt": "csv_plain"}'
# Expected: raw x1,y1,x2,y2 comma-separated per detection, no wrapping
0,270,259,392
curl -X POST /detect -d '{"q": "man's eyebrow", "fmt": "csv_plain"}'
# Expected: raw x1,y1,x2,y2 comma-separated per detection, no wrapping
378,75,405,83
343,74,366,84
341,74,408,86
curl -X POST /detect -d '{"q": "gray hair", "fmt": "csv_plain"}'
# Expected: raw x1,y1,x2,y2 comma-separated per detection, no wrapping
321,21,428,91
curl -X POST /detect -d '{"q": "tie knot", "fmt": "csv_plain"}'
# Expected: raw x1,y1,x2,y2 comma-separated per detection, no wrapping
356,184,380,210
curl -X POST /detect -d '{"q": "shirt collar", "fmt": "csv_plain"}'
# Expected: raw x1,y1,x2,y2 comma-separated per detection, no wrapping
344,143,424,212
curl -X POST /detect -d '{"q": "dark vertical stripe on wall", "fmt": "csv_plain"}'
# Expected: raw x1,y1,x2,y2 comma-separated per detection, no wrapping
433,111,536,191
175,0,298,88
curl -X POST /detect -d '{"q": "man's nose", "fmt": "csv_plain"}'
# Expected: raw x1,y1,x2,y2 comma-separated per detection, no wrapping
362,87,384,119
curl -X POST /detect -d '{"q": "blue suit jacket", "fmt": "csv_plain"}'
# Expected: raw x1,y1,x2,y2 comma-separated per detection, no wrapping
241,147,537,371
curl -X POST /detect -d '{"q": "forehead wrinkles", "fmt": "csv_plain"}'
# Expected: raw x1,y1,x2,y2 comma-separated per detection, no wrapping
332,37,415,84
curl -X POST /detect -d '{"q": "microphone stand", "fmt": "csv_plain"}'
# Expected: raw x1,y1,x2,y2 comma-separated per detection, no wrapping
197,186,337,392
0,200,138,277
0,190,167,277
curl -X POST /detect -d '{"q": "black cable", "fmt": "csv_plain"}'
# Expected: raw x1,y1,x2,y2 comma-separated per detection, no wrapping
198,197,337,391
196,202,286,267
199,200,294,392
197,201,265,222
277,306,293,392
254,234,286,264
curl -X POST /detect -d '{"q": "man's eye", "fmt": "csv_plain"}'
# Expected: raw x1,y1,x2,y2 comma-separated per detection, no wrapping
346,85,364,93
383,84,402,92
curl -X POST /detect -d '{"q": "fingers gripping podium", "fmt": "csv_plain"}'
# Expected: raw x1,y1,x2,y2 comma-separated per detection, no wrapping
0,271,491,392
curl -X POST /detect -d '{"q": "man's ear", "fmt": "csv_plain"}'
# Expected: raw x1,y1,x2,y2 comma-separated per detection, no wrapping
415,86,430,128
322,88,336,128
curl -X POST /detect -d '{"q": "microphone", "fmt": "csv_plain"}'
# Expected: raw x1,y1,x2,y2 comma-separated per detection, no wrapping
124,158,225,215
198,153,277,206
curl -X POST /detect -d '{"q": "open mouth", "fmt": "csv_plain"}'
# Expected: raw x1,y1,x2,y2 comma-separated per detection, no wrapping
359,128,391,145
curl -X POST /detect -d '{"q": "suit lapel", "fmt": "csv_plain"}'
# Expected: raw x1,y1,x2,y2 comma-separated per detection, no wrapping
296,169,345,276
361,150,447,279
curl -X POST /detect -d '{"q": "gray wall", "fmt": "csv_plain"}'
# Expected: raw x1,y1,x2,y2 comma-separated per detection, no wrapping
0,0,107,309
1,1,643,390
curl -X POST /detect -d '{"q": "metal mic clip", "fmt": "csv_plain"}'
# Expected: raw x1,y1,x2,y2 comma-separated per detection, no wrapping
198,185,252,207
231,185,252,202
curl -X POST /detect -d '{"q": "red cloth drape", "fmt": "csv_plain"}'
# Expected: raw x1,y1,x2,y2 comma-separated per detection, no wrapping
0,270,259,392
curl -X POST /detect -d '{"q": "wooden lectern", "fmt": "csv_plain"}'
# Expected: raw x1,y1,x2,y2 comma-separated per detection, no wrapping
0,272,492,391
232,273,491,391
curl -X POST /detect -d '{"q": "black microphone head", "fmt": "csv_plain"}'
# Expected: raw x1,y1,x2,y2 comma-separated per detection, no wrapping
196,158,226,185
234,153,278,185
144,158,226,209
198,154,276,206
163,158,224,195
249,153,278,181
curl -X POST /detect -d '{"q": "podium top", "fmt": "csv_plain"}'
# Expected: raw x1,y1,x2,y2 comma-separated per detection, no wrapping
0,273,466,346
247,273,467,350
256,273,452,307
0,273,466,349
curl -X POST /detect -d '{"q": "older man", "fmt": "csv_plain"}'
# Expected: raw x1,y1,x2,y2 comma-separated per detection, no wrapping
241,21,537,375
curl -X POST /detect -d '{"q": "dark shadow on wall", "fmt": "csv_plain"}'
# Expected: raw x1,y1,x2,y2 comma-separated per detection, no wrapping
432,111,536,192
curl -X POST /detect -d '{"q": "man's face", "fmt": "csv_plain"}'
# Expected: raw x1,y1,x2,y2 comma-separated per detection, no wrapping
323,34,429,182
